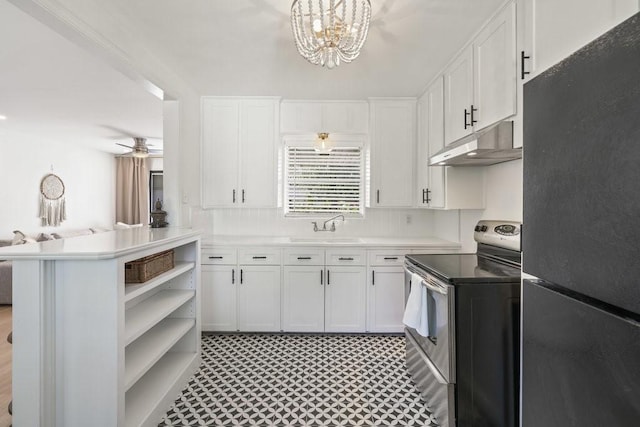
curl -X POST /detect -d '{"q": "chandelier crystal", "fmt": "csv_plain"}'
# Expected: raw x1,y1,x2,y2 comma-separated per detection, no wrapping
291,0,372,69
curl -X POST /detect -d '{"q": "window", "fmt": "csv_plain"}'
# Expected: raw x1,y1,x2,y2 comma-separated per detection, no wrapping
284,139,364,216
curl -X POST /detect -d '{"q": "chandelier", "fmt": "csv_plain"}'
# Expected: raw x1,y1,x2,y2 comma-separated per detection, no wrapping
291,0,372,69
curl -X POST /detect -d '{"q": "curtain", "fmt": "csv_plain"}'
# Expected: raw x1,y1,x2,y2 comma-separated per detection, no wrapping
116,157,149,224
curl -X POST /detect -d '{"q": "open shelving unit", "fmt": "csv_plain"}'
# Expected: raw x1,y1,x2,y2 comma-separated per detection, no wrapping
122,239,201,427
9,229,202,427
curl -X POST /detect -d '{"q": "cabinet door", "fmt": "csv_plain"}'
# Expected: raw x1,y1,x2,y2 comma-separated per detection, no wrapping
239,99,278,208
444,45,474,145
201,265,237,331
473,2,516,131
370,100,416,208
282,266,325,332
426,77,446,209
522,0,638,78
322,102,369,133
416,92,430,208
324,266,366,332
201,98,240,208
280,101,322,133
367,267,405,333
237,265,281,332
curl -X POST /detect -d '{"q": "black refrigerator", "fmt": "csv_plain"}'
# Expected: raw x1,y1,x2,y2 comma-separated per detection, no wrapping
522,12,640,427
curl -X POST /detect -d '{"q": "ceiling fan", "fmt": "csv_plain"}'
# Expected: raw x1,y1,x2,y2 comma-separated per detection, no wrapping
116,137,162,158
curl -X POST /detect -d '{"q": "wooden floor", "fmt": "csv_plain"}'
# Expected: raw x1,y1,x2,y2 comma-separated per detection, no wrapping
0,305,11,427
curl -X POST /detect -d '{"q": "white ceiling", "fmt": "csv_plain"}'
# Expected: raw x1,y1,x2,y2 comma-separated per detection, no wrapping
0,0,163,154
0,0,505,152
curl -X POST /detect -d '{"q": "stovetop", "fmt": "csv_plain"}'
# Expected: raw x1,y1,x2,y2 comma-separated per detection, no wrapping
406,253,522,284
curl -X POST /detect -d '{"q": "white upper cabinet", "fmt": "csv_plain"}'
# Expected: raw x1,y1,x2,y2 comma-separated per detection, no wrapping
444,45,475,145
240,100,278,208
426,77,446,209
280,100,368,134
474,2,517,130
520,0,638,80
416,77,484,210
201,97,279,209
444,2,517,145
369,98,416,208
201,99,240,208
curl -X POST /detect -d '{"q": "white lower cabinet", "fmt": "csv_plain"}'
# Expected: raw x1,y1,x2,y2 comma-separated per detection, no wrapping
325,266,367,332
203,246,420,334
201,265,237,331
282,265,325,332
201,247,281,332
367,267,405,333
238,265,281,332
282,248,366,333
366,250,409,333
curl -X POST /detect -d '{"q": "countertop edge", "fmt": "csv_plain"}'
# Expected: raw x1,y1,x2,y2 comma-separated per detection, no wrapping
0,228,201,260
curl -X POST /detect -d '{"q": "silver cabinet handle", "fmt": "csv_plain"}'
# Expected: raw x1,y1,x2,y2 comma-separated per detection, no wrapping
338,257,354,261
384,257,398,260
297,257,312,260
252,256,267,259
209,256,223,259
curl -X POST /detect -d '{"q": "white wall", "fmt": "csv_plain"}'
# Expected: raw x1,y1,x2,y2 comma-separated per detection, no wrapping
191,207,435,239
0,130,115,237
430,158,523,252
482,159,523,222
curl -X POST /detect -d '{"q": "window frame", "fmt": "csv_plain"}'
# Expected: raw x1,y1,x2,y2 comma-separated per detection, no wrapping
282,134,366,218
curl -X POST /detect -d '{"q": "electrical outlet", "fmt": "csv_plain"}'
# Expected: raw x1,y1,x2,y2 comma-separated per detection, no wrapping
182,193,189,204
406,214,412,224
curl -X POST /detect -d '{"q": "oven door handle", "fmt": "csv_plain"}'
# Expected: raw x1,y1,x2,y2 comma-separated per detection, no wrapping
405,265,448,296
406,331,448,385
421,278,448,296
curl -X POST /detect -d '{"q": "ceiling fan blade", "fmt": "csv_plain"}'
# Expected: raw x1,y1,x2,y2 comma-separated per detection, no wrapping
116,143,133,149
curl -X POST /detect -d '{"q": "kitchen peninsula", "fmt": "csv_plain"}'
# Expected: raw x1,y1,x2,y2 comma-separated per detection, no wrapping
0,227,201,427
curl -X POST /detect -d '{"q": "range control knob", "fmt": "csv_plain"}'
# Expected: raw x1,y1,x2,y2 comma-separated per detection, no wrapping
474,225,481,232
481,225,488,232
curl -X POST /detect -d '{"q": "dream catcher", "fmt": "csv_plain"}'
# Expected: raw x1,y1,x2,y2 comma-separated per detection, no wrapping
39,173,67,226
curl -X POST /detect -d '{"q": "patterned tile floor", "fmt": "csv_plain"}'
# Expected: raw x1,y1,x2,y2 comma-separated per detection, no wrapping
160,333,437,426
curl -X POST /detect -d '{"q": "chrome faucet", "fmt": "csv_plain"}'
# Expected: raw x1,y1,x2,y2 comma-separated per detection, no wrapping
312,214,345,232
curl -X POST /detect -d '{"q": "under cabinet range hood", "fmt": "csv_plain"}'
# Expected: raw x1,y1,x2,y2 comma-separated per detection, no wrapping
429,121,521,166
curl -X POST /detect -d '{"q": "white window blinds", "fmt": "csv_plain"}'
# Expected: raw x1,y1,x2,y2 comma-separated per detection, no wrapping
285,146,364,215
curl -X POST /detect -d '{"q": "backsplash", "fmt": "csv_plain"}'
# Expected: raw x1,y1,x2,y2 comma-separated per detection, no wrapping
191,207,438,238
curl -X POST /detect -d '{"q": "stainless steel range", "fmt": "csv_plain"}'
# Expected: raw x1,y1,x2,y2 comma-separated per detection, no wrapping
403,220,521,427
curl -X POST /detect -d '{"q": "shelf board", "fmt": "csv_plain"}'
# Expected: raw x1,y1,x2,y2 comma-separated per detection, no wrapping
124,262,195,302
125,290,194,345
125,318,195,391
125,351,198,427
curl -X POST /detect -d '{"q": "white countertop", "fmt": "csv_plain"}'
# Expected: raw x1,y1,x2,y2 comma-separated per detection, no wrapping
0,227,201,260
202,235,460,249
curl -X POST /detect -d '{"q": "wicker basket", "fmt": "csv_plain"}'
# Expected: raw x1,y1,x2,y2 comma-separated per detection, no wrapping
125,249,174,284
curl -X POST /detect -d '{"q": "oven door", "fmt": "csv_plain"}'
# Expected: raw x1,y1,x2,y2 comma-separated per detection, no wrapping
404,263,456,383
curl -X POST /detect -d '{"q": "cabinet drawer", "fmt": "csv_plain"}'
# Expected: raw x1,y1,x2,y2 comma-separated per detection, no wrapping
283,248,325,266
326,249,366,266
238,248,282,265
202,248,237,265
367,250,409,267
